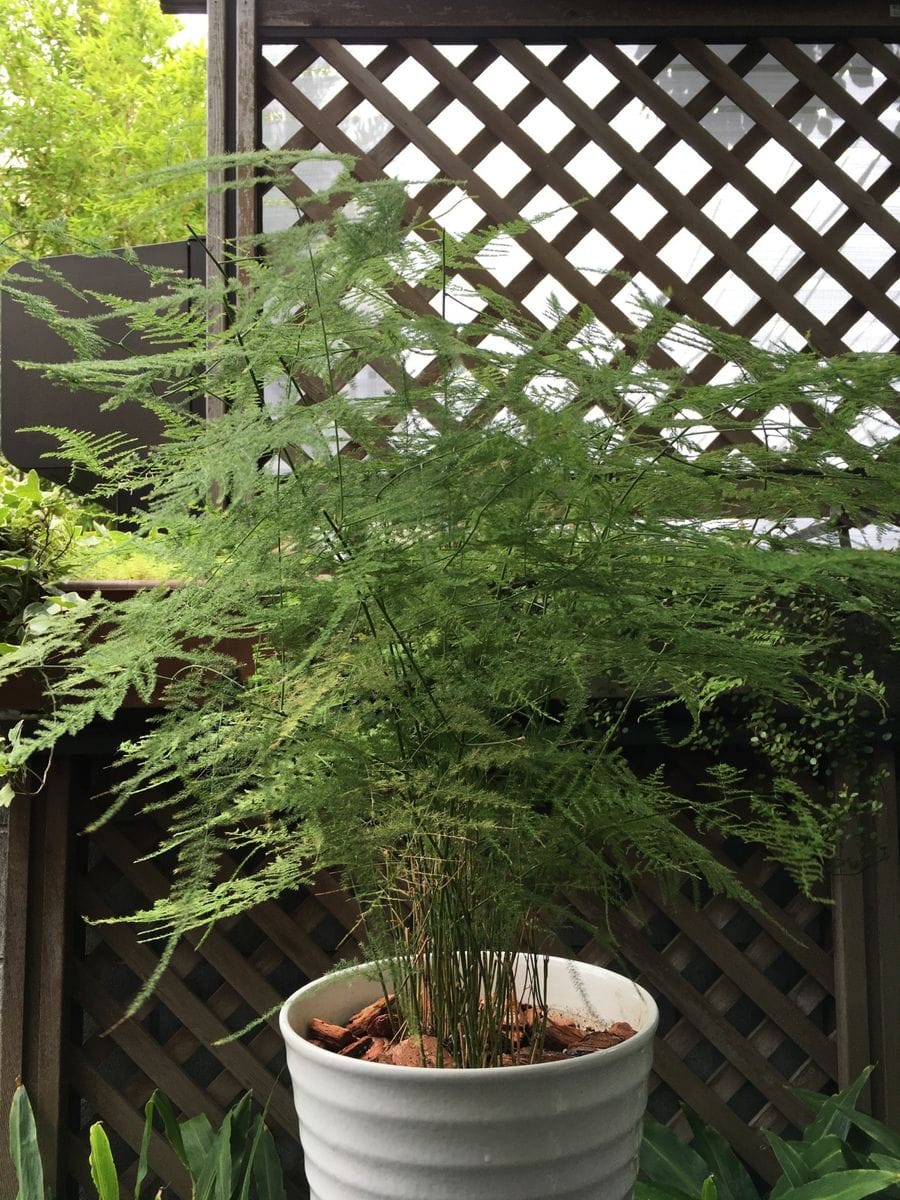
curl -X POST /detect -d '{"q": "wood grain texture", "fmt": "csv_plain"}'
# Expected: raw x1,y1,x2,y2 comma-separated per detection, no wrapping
0,793,31,1200
249,0,900,38
831,781,874,1109
205,0,229,422
235,0,259,248
862,750,900,1125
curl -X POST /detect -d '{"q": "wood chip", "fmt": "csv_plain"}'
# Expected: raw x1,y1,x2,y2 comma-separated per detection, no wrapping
607,1021,638,1040
339,1036,373,1058
307,1017,353,1051
570,1030,623,1053
362,1037,388,1062
346,995,397,1039
542,1017,586,1051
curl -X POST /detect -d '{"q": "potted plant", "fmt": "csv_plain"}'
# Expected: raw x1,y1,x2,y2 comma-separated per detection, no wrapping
0,159,896,1198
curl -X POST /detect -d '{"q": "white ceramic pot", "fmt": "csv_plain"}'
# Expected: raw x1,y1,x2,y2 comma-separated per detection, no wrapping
279,954,658,1200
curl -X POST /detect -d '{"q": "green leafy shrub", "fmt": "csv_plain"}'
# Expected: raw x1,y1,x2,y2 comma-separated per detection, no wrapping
8,1084,285,1200
0,460,177,643
0,464,93,639
638,1070,900,1200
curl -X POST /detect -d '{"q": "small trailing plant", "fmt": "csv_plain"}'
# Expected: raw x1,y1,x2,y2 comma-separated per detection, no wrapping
0,464,91,640
0,459,176,644
638,1069,900,1200
8,1084,285,1200
0,157,896,1065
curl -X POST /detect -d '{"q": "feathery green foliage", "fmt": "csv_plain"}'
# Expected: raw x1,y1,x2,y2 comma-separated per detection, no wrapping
0,159,896,1065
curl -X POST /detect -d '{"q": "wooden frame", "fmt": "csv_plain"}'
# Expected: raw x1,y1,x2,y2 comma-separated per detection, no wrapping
0,760,73,1200
163,0,900,40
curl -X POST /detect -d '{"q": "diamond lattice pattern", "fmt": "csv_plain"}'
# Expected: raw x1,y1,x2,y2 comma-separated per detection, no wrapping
257,38,900,519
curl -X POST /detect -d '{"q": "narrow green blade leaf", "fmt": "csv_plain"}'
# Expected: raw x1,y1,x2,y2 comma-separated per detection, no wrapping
843,1110,900,1160
635,1184,697,1200
700,1177,719,1200
8,1086,45,1200
685,1111,759,1200
134,1093,157,1200
641,1118,711,1196
777,1168,900,1200
793,1086,828,1114
250,1128,286,1200
799,1134,848,1178
146,1091,188,1170
804,1072,874,1144
226,1094,254,1150
88,1124,119,1200
766,1132,811,1189
180,1114,216,1189
870,1156,900,1172
214,1118,233,1200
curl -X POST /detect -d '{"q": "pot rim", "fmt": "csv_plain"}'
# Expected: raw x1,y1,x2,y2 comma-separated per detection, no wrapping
279,954,658,1080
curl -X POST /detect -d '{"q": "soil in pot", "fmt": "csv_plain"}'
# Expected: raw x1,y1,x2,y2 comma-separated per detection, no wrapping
306,992,638,1067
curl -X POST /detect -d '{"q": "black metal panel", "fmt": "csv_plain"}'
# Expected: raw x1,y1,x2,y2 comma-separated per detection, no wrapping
0,241,197,513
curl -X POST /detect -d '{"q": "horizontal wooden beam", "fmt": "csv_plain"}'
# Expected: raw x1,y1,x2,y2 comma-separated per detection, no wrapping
161,0,900,39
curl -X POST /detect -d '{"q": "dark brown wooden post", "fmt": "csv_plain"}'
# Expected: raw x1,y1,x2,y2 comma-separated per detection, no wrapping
235,0,259,247
831,842,873,1105
0,758,73,1200
830,751,900,1119
205,0,230,422
862,750,900,1124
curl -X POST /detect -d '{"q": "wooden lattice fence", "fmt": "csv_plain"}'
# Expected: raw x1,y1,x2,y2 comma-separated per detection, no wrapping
199,1,900,529
2,2,900,1197
1,725,897,1199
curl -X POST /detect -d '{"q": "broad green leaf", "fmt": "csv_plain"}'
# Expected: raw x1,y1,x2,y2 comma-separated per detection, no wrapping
635,1184,697,1200
800,1134,848,1178
237,1113,268,1200
193,1113,234,1200
134,1092,158,1199
766,1132,811,1189
686,1111,759,1200
797,1071,873,1144
227,1093,254,1150
842,1111,900,1161
180,1114,216,1187
641,1118,711,1196
771,1179,794,1200
224,1093,255,1200
250,1128,286,1200
214,1117,233,1200
777,1168,900,1200
146,1091,188,1170
9,1086,45,1200
88,1124,119,1200
0,781,16,807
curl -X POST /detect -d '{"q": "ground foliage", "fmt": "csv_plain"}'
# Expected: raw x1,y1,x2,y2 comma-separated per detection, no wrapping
639,1068,900,1199
0,160,897,1063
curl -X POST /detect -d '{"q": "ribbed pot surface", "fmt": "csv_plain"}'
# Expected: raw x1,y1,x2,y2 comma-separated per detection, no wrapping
280,955,658,1200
